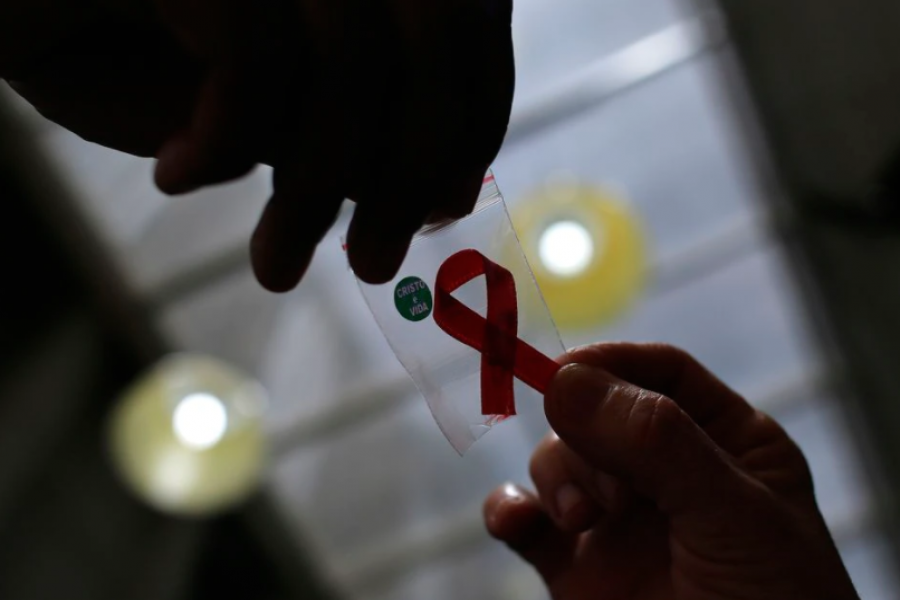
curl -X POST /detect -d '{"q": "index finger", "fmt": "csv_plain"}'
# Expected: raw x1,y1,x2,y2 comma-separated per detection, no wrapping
346,0,513,283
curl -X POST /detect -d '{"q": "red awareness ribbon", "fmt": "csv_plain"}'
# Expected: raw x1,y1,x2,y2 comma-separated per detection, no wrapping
433,249,561,418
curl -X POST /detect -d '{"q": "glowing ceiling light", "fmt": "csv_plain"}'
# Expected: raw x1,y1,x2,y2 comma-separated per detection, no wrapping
172,393,228,450
509,182,647,330
538,220,595,277
108,354,267,516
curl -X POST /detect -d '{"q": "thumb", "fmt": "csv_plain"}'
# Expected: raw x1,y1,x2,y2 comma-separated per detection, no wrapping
545,364,746,517
484,484,575,586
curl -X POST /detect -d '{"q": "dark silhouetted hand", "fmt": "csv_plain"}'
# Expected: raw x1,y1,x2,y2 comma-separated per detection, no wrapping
485,343,860,600
2,0,515,290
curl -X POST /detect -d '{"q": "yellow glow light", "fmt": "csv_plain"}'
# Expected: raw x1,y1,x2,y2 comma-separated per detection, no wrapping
108,354,267,516
511,181,647,330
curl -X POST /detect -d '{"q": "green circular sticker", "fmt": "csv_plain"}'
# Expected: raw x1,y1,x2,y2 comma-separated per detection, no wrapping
394,277,433,322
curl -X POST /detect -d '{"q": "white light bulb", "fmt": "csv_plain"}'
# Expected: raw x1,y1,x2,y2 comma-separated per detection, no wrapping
172,393,228,450
539,220,594,277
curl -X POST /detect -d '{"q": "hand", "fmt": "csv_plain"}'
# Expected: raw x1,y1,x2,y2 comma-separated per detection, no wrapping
1,0,514,290
484,343,860,600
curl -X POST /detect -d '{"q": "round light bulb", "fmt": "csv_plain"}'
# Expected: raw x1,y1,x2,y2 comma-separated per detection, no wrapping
538,220,595,277
510,183,647,330
107,354,267,516
172,393,228,450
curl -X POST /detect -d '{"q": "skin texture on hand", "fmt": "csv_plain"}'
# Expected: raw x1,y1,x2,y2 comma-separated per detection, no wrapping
485,343,861,600
1,0,515,291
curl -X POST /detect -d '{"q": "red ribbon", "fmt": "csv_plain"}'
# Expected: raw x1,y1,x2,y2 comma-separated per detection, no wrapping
433,249,561,419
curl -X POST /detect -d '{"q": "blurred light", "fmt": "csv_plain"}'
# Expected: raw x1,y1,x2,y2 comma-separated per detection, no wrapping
108,354,267,516
510,181,647,330
173,393,228,450
538,220,594,276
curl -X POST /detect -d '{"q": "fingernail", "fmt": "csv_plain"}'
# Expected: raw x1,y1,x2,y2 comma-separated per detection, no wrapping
555,483,587,519
349,237,410,284
547,364,615,422
501,482,526,501
437,172,484,219
595,471,620,509
487,483,529,533
155,139,200,195
254,253,312,293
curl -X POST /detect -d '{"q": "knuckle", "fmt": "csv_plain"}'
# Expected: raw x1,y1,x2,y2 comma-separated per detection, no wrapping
754,411,788,440
647,342,693,362
738,411,815,495
652,342,707,367
756,412,815,487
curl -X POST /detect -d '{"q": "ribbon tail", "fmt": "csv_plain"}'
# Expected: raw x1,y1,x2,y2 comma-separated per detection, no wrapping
514,341,562,395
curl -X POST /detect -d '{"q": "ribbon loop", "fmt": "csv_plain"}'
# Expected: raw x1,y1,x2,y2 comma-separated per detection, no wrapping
433,249,561,419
